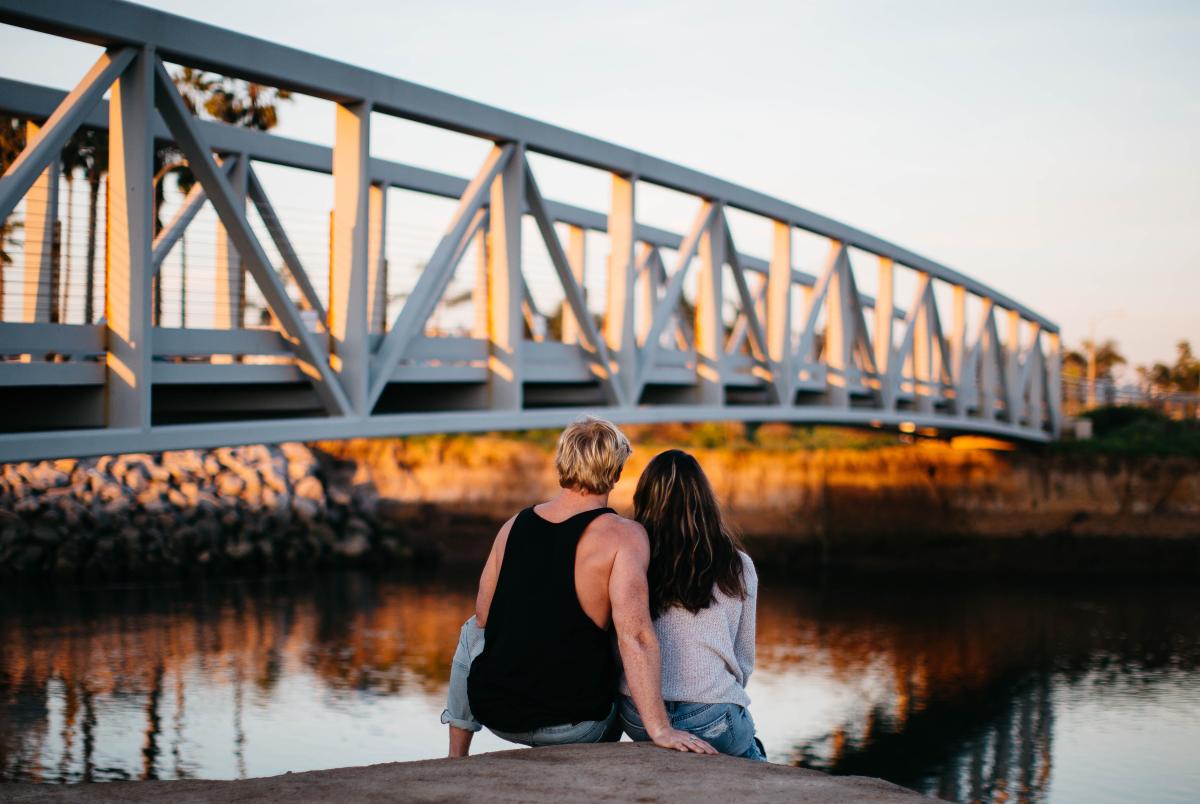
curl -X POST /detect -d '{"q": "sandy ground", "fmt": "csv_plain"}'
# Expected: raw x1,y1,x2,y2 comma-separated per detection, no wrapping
0,742,922,803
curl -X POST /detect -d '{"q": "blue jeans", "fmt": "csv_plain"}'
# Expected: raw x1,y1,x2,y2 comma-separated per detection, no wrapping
619,695,766,761
441,616,621,747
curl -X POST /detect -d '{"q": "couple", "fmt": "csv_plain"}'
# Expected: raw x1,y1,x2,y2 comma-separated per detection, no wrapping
441,416,764,760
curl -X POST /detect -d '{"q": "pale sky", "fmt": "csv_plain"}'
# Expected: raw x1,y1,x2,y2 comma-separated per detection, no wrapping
2,0,1197,375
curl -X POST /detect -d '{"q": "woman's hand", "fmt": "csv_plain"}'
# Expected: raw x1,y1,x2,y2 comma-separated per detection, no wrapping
647,724,717,754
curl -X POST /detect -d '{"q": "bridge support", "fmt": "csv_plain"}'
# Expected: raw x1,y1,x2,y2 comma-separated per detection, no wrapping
105,47,154,430
331,100,371,416
487,142,524,411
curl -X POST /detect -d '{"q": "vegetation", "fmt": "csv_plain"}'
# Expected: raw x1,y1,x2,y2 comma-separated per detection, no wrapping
1063,338,1125,382
0,118,25,287
1138,340,1199,396
1059,405,1200,457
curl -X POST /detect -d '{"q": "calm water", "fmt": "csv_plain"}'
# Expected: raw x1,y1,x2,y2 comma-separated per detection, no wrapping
1,570,1198,802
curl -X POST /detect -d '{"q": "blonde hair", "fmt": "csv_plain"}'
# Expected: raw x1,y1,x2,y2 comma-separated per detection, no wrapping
555,416,632,495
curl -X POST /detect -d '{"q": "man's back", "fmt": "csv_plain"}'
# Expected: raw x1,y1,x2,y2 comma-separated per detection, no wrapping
467,503,625,732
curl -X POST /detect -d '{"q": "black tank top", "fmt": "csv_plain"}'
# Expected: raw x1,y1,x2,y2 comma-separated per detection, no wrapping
467,505,617,732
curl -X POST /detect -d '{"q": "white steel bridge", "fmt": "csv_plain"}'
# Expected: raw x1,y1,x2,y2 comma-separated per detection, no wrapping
0,0,1062,463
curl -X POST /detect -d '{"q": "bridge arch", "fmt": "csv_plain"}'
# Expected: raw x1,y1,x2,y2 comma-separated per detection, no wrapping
0,0,1060,462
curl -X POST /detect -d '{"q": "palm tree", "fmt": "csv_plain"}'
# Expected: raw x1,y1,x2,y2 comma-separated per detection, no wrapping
1,116,27,319
75,129,107,325
60,130,93,324
1064,338,1125,408
164,68,291,328
1139,340,1199,395
1064,338,1125,385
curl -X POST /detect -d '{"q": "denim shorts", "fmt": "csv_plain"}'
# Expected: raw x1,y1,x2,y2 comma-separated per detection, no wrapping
619,695,766,761
440,616,621,747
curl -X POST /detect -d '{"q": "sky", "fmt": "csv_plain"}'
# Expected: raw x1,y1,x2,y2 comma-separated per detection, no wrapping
1,0,1197,376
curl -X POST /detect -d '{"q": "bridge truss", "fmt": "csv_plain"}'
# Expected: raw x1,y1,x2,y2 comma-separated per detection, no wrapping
0,0,1061,462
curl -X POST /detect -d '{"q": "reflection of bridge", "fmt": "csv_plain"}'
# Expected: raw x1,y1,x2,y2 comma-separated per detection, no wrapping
0,0,1061,463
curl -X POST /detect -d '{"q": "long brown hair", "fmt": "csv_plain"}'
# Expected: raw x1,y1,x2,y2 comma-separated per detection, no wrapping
633,449,746,618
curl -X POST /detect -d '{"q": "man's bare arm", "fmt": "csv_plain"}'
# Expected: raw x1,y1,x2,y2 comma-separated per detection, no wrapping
609,520,716,754
475,515,516,626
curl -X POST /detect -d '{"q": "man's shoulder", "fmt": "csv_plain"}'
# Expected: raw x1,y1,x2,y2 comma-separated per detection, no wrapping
585,511,647,547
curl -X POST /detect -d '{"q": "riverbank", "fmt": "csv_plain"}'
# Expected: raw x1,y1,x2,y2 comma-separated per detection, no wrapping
0,743,920,803
1,427,1198,579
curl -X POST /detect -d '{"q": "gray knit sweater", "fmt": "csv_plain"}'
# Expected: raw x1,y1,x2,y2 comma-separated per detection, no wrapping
620,551,757,708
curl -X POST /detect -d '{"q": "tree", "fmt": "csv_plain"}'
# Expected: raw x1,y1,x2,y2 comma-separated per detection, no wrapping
69,128,107,324
161,68,292,326
1064,339,1125,380
1,117,27,318
59,129,94,323
1139,340,1199,395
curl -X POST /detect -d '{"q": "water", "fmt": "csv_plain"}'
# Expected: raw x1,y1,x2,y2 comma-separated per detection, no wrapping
1,570,1198,802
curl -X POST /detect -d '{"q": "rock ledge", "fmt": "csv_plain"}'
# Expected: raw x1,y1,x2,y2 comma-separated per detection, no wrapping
0,743,920,803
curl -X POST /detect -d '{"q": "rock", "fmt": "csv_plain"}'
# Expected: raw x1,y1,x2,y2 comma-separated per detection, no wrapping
293,475,325,502
0,440,398,580
216,472,245,498
0,742,921,802
15,544,45,574
224,538,255,560
334,532,371,559
31,525,61,545
327,483,352,507
291,497,319,522
281,442,317,482
179,481,200,507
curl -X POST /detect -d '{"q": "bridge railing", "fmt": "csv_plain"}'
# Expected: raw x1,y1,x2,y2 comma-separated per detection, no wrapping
0,0,1061,462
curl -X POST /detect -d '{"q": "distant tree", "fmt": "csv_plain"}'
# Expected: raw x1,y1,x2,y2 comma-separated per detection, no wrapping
1139,340,1200,395
59,129,95,322
161,67,293,325
77,129,107,324
0,117,27,316
1064,338,1125,381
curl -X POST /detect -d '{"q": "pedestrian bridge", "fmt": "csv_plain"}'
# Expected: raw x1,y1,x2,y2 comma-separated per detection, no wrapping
0,0,1061,463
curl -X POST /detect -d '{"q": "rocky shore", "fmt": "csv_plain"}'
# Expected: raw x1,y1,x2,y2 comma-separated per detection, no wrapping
0,743,921,803
0,443,410,580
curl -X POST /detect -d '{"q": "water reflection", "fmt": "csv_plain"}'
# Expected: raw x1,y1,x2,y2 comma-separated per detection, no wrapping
2,573,1198,803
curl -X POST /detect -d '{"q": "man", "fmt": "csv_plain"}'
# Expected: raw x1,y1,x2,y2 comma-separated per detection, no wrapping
441,416,716,756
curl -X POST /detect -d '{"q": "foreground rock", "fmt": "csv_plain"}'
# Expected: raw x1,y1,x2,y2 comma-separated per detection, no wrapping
0,743,920,803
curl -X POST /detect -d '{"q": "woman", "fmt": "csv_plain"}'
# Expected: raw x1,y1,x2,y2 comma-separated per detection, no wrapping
619,449,766,761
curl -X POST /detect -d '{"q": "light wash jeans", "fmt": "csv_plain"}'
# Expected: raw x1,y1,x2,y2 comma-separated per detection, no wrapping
619,695,767,761
440,616,621,746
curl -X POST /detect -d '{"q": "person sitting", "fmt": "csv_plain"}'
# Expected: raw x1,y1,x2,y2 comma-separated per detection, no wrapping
618,449,766,760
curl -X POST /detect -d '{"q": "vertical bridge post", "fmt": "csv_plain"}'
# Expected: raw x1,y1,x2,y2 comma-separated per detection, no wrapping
606,173,636,404
487,142,524,411
105,47,154,430
331,100,371,416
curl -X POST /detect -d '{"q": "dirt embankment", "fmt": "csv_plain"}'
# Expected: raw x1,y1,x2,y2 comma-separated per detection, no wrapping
0,743,921,803
322,436,1200,573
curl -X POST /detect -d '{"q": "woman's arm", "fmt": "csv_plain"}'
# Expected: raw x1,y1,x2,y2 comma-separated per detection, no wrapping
733,553,758,685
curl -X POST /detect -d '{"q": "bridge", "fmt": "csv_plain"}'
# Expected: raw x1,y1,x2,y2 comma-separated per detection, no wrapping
0,0,1061,463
